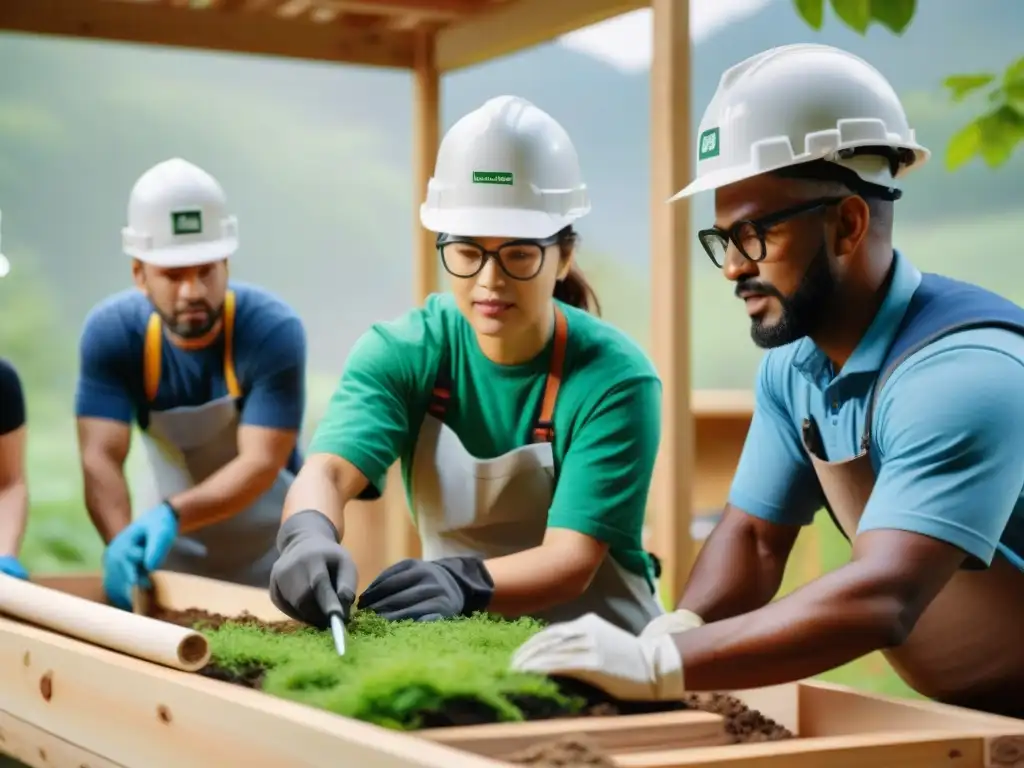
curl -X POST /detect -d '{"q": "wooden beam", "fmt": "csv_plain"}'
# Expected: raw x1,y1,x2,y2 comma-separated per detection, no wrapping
0,0,416,69
648,0,693,606
321,0,484,20
435,0,648,72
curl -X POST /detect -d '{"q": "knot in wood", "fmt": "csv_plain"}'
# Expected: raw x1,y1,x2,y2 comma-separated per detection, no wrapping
39,671,53,702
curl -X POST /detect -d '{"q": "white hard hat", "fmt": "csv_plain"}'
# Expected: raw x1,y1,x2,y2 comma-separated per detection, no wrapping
0,209,8,279
420,96,591,240
122,158,239,268
670,43,930,202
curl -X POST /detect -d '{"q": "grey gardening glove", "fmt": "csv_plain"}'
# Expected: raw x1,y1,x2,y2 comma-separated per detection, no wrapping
357,556,494,622
268,509,359,629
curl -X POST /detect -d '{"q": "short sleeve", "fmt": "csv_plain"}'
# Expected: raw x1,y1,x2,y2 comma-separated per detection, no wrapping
74,307,135,424
861,344,1024,566
727,352,824,526
0,358,26,435
546,376,661,552
238,315,307,431
307,310,434,495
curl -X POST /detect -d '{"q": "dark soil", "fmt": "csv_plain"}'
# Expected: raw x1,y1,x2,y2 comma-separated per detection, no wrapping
150,606,306,634
680,692,792,743
154,607,794,748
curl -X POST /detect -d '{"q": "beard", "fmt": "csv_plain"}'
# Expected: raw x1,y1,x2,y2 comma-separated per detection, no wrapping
160,300,224,339
741,241,836,349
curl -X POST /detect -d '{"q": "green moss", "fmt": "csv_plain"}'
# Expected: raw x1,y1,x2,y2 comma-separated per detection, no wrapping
199,610,584,730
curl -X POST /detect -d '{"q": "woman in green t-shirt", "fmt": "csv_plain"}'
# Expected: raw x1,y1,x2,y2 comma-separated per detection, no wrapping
267,96,666,635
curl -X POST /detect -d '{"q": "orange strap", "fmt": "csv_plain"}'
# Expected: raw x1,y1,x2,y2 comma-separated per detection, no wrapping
222,290,240,398
532,305,568,444
143,290,240,403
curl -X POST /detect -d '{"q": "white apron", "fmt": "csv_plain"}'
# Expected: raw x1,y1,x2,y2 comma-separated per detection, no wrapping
802,387,1024,718
408,306,665,635
131,290,291,587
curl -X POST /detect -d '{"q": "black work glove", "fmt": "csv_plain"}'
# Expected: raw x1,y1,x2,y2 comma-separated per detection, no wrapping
268,509,359,629
357,556,494,622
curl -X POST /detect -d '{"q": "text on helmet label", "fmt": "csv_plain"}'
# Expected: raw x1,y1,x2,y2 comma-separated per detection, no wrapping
471,171,514,185
698,127,720,161
171,210,204,236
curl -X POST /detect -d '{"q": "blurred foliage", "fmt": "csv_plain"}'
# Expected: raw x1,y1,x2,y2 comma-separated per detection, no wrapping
943,59,1024,170
792,0,1023,171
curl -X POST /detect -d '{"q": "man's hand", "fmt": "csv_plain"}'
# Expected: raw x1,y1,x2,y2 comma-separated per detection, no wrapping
357,556,495,622
268,509,359,628
640,608,705,640
0,555,28,580
102,502,178,610
510,613,687,701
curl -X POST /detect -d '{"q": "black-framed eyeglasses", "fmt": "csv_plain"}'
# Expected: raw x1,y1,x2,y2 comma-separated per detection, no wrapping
698,196,847,268
438,234,560,281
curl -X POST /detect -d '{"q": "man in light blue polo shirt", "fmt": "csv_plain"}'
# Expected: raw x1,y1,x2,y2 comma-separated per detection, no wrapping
509,43,1024,718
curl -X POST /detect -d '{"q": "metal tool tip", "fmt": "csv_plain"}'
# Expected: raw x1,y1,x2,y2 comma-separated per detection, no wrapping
329,613,346,656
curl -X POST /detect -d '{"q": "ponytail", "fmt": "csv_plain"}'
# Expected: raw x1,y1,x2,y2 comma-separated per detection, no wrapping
553,227,602,315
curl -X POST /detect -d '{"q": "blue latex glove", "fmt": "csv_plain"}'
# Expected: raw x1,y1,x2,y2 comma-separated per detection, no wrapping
102,502,179,610
0,555,28,580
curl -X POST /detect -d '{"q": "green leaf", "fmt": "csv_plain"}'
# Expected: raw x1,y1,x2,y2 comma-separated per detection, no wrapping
870,0,915,34
976,105,1024,168
1005,82,1024,109
945,120,982,171
943,73,997,102
1003,55,1024,86
830,0,871,33
1002,56,1024,107
794,0,825,29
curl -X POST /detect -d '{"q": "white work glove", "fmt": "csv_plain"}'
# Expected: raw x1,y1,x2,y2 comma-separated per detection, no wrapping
509,613,686,701
640,608,705,640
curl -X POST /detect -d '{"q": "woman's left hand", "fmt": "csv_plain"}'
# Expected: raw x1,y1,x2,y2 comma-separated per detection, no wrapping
357,556,495,621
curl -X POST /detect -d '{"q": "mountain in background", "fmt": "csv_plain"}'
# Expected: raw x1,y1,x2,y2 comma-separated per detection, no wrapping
0,0,1021,375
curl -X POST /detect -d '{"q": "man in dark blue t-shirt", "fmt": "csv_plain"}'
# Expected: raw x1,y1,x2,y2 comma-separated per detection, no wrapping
0,357,29,580
75,158,308,610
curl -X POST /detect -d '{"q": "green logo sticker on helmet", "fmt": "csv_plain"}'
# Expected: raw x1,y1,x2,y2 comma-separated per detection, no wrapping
171,210,203,236
472,171,514,185
698,127,720,161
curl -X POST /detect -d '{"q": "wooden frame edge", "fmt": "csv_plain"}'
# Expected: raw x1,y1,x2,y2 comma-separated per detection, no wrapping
21,573,1024,768
436,0,648,72
615,730,1001,767
423,709,728,757
0,708,119,768
0,614,503,768
796,681,1024,736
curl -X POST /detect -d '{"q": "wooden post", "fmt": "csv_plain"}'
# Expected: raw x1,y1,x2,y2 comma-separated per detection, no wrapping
649,0,693,606
413,27,441,305
381,27,441,568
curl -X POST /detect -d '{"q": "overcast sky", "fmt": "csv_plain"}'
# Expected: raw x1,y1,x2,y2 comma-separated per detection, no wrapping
557,0,776,73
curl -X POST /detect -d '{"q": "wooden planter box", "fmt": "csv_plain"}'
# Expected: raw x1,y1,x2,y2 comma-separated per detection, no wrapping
1,570,1021,768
